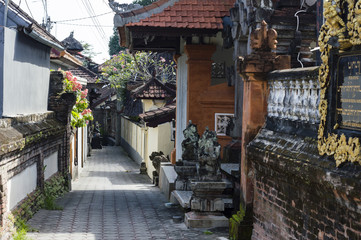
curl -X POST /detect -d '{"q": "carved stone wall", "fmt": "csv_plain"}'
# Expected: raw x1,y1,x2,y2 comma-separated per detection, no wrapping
248,67,361,239
267,67,320,125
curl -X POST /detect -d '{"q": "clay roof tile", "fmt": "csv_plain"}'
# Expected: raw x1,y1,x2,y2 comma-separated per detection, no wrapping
124,0,235,30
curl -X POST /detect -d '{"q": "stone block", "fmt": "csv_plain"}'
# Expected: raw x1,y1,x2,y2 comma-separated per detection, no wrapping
191,198,225,212
185,211,229,229
159,164,177,200
171,190,192,209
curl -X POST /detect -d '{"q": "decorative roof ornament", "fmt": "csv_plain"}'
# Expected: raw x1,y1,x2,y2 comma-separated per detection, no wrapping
250,20,277,51
61,31,83,52
108,0,142,14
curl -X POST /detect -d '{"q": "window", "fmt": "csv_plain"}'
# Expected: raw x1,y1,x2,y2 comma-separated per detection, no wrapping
215,113,234,136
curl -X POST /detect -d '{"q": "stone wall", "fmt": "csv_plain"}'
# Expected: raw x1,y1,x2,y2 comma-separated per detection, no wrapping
248,67,361,239
0,71,74,226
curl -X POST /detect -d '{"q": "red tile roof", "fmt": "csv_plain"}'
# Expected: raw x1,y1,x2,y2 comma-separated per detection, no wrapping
92,86,116,108
132,78,176,99
69,66,98,84
120,0,234,30
139,102,176,127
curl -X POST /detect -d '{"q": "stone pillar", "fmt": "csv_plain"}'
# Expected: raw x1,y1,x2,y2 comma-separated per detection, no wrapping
185,45,216,135
230,21,290,240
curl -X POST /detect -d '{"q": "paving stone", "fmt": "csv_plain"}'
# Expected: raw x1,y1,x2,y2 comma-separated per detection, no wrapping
26,146,229,240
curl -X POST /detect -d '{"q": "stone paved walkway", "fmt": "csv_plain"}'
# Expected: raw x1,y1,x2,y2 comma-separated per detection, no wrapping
27,146,229,240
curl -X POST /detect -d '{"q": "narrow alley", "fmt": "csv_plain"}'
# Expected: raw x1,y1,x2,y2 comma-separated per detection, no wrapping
26,146,229,240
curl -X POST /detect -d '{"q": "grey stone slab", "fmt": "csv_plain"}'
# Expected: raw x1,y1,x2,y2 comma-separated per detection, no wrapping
159,165,177,200
171,190,192,209
220,163,239,176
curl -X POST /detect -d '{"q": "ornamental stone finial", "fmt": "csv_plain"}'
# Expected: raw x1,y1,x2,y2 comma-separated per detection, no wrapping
108,0,142,14
250,20,278,51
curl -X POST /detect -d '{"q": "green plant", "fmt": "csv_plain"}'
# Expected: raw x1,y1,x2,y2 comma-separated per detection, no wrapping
60,70,94,128
42,174,67,210
101,51,176,101
13,216,32,240
13,228,29,240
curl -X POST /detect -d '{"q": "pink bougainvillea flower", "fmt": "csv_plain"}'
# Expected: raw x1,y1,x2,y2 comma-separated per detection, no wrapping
80,89,88,99
66,71,73,80
160,57,166,63
75,82,82,91
81,109,92,115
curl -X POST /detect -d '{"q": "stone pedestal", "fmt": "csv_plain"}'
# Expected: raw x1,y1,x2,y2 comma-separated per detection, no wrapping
185,212,229,229
184,181,228,228
190,181,226,212
174,161,198,190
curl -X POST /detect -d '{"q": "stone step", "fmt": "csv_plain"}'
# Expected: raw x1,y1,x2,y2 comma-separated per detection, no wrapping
171,190,234,210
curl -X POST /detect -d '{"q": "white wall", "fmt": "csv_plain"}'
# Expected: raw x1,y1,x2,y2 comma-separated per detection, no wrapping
176,54,188,161
2,28,50,116
157,122,174,158
120,117,145,164
7,163,37,211
44,151,58,180
146,127,158,177
77,127,82,175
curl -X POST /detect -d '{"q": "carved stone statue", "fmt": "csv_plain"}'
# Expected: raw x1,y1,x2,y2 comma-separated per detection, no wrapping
181,120,199,161
149,151,169,185
197,127,221,181
149,151,168,175
250,20,278,51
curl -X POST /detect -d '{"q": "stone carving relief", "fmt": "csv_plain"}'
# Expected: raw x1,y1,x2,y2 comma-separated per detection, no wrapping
198,127,221,181
318,0,361,166
181,121,199,161
267,77,320,123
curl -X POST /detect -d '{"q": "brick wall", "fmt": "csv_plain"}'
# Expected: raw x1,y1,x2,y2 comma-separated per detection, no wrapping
249,129,361,240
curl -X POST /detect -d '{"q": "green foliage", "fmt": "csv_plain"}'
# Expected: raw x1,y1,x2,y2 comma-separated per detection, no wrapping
203,230,213,235
80,41,99,60
101,51,176,101
229,204,246,240
13,215,32,240
42,174,67,210
108,28,125,56
13,228,30,240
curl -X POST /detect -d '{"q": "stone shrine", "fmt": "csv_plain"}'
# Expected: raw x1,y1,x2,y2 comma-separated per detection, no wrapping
186,127,228,228
174,121,199,191
173,121,229,228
